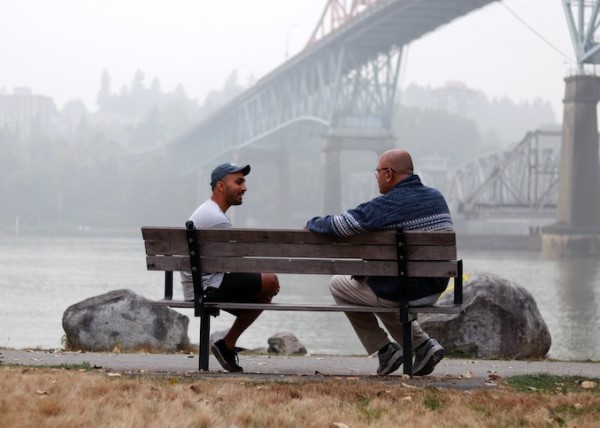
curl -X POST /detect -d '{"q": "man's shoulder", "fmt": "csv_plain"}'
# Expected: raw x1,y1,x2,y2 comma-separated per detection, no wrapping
189,199,230,229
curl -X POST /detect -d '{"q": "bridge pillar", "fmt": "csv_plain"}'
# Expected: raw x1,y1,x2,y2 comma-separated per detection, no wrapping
320,130,396,214
542,75,600,258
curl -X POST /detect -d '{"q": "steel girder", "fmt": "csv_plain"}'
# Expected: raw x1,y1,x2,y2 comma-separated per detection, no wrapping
447,130,562,218
563,0,600,73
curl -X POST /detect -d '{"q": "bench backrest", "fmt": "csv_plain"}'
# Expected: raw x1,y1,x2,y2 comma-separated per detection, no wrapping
142,227,458,278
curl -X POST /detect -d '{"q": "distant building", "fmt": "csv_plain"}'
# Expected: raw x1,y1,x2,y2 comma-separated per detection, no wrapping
0,87,57,137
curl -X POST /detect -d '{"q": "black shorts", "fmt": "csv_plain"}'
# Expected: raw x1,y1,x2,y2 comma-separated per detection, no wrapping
206,272,262,302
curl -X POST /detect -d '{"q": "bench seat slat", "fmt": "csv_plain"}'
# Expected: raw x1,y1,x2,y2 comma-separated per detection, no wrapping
152,300,463,314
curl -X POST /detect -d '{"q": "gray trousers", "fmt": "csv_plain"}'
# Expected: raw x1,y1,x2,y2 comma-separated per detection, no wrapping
329,275,433,355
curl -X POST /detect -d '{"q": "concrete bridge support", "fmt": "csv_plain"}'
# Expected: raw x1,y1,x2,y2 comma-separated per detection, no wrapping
320,131,396,214
542,75,600,258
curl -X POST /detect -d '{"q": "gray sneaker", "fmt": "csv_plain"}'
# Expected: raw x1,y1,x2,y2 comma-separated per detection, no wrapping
413,338,445,376
377,342,403,376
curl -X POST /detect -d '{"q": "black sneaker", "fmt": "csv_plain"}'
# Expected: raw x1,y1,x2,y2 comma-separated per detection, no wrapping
377,342,403,376
211,339,243,372
413,338,445,376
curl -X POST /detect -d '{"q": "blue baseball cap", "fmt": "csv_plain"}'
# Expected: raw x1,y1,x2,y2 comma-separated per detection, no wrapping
210,163,251,189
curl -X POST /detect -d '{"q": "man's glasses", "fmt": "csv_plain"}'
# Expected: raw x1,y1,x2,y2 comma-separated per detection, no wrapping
373,167,396,178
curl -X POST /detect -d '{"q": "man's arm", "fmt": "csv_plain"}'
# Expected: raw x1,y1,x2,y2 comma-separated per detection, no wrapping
306,212,364,237
306,197,383,237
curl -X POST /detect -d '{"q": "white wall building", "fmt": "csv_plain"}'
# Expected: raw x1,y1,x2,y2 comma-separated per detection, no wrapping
0,87,57,137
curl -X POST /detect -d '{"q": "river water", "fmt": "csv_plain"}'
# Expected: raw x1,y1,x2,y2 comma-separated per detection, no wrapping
1,235,598,361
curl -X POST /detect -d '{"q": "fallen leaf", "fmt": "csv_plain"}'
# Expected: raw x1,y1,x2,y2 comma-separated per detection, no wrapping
401,382,418,389
35,390,48,395
331,423,349,428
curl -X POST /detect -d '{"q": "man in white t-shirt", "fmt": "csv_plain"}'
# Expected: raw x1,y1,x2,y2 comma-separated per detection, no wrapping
180,162,280,372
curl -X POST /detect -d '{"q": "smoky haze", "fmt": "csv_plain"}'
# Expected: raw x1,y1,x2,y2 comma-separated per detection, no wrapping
0,0,581,238
2,0,600,363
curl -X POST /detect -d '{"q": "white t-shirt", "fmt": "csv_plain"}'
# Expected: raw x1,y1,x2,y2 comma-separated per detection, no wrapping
180,199,232,301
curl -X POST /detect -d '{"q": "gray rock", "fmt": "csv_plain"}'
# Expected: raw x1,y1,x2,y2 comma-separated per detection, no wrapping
62,289,191,352
419,272,551,359
268,331,307,355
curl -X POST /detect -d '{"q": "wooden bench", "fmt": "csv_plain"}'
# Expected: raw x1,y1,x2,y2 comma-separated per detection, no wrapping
142,222,463,376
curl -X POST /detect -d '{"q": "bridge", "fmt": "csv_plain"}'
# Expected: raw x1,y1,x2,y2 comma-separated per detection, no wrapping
161,0,599,250
167,0,496,217
446,130,562,220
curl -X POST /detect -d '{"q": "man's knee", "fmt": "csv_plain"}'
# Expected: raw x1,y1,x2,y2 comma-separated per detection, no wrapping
260,273,280,300
329,275,349,293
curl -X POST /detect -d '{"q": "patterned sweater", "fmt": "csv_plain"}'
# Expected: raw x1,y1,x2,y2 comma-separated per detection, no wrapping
306,174,453,301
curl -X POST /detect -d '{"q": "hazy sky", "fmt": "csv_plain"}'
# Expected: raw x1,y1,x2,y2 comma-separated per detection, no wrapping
1,0,574,117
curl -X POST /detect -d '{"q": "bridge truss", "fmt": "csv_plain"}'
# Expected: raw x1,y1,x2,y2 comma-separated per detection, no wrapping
447,130,562,219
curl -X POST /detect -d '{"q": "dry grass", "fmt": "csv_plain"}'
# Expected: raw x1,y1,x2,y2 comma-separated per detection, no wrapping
1,366,599,427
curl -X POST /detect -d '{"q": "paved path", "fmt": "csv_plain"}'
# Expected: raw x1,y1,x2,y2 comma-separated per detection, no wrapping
2,348,598,389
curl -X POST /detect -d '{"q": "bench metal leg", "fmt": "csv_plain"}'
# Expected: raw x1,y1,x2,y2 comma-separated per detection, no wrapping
403,321,413,376
199,313,211,371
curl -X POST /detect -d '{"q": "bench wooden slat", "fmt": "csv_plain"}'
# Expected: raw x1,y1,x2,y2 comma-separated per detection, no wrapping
200,242,455,260
145,239,188,257
146,256,459,277
141,227,456,250
152,300,463,314
145,239,457,260
200,241,397,259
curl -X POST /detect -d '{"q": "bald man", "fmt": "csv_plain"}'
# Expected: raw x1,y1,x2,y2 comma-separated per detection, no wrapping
306,149,453,376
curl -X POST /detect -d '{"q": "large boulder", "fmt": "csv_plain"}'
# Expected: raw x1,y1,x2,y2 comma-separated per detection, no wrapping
419,272,551,359
63,289,191,352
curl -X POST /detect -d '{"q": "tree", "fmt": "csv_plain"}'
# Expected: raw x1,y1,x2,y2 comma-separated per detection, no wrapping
97,69,112,111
